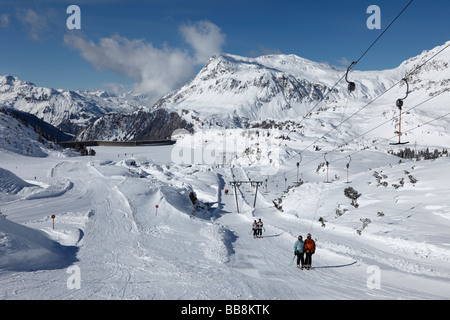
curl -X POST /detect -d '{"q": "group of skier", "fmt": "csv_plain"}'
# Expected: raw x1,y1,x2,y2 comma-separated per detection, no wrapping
251,219,316,269
293,233,316,269
252,218,264,238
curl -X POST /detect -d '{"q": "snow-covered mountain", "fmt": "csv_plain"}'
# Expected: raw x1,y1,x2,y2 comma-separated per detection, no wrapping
78,41,450,145
153,53,399,127
2,41,449,145
158,41,450,129
0,75,147,134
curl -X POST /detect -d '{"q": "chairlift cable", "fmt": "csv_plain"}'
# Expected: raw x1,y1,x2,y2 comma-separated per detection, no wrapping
282,43,450,171
281,88,449,181
301,0,414,126
353,0,414,68
274,0,416,152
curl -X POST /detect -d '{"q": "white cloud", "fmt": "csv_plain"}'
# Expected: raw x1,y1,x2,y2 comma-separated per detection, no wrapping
16,8,49,40
0,14,9,28
64,34,194,99
64,20,226,101
179,20,226,64
249,46,282,57
101,82,128,95
337,56,351,67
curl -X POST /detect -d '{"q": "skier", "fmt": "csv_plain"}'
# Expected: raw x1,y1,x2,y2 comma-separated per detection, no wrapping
252,220,258,238
257,218,264,238
293,235,305,269
304,233,316,270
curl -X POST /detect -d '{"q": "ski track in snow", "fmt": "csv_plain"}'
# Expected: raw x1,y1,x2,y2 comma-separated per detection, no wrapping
2,41,450,300
1,146,450,300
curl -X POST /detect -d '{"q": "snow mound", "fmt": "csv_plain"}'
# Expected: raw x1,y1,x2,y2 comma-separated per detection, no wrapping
0,215,78,271
0,167,35,194
199,223,236,263
25,179,73,200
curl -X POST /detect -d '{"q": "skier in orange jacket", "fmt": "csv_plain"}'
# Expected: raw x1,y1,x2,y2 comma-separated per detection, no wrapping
304,233,316,270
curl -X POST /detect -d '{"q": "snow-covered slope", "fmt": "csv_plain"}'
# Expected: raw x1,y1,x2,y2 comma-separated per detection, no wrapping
1,41,450,301
0,215,78,272
0,140,449,299
75,107,193,141
0,109,62,157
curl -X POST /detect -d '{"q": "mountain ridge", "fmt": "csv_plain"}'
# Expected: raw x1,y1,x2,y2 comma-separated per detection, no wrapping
0,75,148,134
1,41,449,146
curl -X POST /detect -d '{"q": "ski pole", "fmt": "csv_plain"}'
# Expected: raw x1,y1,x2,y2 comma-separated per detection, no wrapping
289,255,296,266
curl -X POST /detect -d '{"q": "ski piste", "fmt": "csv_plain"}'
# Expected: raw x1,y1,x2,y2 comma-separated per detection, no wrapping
1,134,450,299
2,82,450,299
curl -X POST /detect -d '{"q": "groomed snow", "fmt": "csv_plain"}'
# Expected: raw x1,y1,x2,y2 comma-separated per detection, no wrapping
1,42,450,301
1,137,449,300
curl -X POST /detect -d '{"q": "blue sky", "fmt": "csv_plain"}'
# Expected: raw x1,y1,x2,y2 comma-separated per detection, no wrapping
0,0,449,97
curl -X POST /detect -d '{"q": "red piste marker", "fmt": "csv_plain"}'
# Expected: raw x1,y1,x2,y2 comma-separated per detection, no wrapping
155,205,159,216
51,215,55,230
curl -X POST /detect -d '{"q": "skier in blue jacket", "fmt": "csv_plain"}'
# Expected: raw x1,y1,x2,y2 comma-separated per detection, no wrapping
293,235,305,269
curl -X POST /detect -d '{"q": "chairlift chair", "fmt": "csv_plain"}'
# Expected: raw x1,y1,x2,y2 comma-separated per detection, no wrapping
390,78,410,145
345,155,352,183
324,153,331,183
345,61,357,93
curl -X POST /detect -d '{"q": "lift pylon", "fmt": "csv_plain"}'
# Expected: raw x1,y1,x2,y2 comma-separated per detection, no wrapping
391,78,410,145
